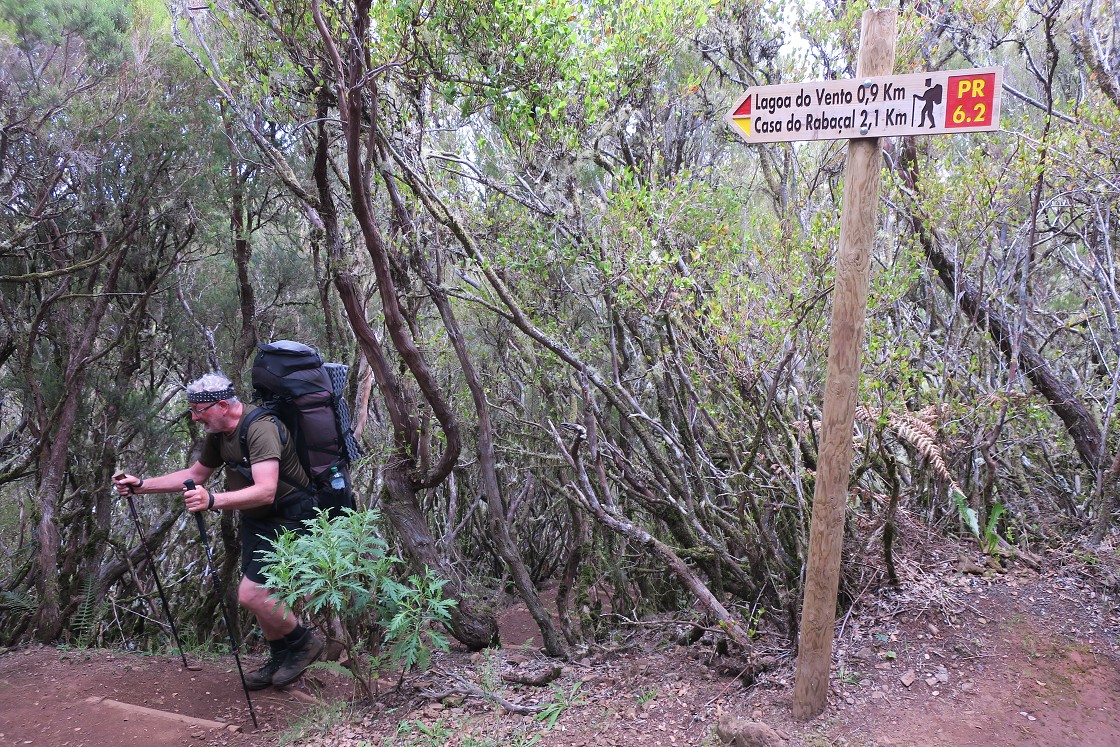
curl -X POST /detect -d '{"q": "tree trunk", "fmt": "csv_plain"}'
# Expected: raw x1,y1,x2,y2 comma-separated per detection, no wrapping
381,469,498,649
225,104,258,379
426,273,567,657
372,128,567,656
550,426,756,649
29,397,75,640
31,224,130,640
311,103,498,649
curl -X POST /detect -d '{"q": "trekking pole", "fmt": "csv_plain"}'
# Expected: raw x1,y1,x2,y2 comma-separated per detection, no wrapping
113,474,200,672
185,479,259,729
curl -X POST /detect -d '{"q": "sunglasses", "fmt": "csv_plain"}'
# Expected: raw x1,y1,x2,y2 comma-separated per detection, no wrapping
188,401,222,415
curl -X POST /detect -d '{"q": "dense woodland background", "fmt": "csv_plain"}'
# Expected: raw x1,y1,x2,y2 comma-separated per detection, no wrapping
1,0,1119,663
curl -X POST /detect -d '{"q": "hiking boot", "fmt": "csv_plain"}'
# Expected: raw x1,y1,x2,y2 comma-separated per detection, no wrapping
272,630,324,687
243,655,285,691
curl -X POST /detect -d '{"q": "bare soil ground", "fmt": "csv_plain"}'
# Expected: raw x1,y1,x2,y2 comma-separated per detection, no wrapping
4,538,1120,747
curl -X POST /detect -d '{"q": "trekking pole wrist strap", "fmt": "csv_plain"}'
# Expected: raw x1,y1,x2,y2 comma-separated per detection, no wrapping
207,492,216,511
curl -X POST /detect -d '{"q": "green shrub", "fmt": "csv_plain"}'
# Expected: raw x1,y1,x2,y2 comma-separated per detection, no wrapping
258,509,456,697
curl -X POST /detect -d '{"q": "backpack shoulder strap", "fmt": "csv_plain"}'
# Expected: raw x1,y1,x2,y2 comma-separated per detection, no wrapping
226,406,289,480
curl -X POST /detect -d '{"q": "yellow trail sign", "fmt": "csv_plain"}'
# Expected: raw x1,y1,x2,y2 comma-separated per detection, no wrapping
725,66,1003,143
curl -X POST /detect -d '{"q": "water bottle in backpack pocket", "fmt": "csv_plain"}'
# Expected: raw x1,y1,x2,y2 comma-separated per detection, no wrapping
314,465,353,520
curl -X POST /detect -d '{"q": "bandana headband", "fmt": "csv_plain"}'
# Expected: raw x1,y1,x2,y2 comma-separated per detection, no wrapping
186,386,236,404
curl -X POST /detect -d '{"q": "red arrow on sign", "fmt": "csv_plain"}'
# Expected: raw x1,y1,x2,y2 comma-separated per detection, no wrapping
729,96,752,138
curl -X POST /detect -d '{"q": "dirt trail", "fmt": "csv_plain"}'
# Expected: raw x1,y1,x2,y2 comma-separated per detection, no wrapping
3,555,1120,747
0,644,322,747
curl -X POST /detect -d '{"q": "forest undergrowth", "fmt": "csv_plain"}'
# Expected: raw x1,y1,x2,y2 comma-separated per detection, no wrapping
5,519,1120,747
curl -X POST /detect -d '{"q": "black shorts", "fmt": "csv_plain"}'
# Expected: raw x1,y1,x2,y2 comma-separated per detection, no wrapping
240,494,316,583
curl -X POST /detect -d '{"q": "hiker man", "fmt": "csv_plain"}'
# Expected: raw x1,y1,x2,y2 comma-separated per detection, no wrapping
113,372,323,690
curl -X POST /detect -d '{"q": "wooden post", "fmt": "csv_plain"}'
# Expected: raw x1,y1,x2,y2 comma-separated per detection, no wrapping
791,9,897,721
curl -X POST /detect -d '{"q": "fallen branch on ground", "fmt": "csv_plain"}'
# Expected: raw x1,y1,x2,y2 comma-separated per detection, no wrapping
420,670,546,715
502,665,561,686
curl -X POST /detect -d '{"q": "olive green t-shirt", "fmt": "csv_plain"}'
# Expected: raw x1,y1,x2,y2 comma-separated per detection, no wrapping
198,405,308,503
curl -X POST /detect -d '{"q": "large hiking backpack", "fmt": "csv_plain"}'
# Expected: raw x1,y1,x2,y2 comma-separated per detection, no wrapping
237,340,361,519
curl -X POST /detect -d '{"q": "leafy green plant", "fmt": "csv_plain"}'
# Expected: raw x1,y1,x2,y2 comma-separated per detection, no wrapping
952,488,980,540
381,568,457,673
463,728,541,747
1073,549,1100,566
747,606,765,639
260,509,393,617
636,688,657,705
952,489,1008,554
535,680,586,728
259,509,457,697
385,718,453,747
476,648,503,694
982,503,1007,554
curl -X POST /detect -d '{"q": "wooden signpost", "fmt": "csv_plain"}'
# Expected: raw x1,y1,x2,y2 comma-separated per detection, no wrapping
724,10,1002,720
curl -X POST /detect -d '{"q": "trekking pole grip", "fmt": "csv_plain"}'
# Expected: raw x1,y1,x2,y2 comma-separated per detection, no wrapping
184,480,207,541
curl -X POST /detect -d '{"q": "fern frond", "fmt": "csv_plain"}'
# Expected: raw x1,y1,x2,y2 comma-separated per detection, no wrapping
855,406,881,426
307,660,356,680
0,590,38,614
912,404,946,426
891,411,938,442
890,419,956,485
808,405,963,497
72,575,103,647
